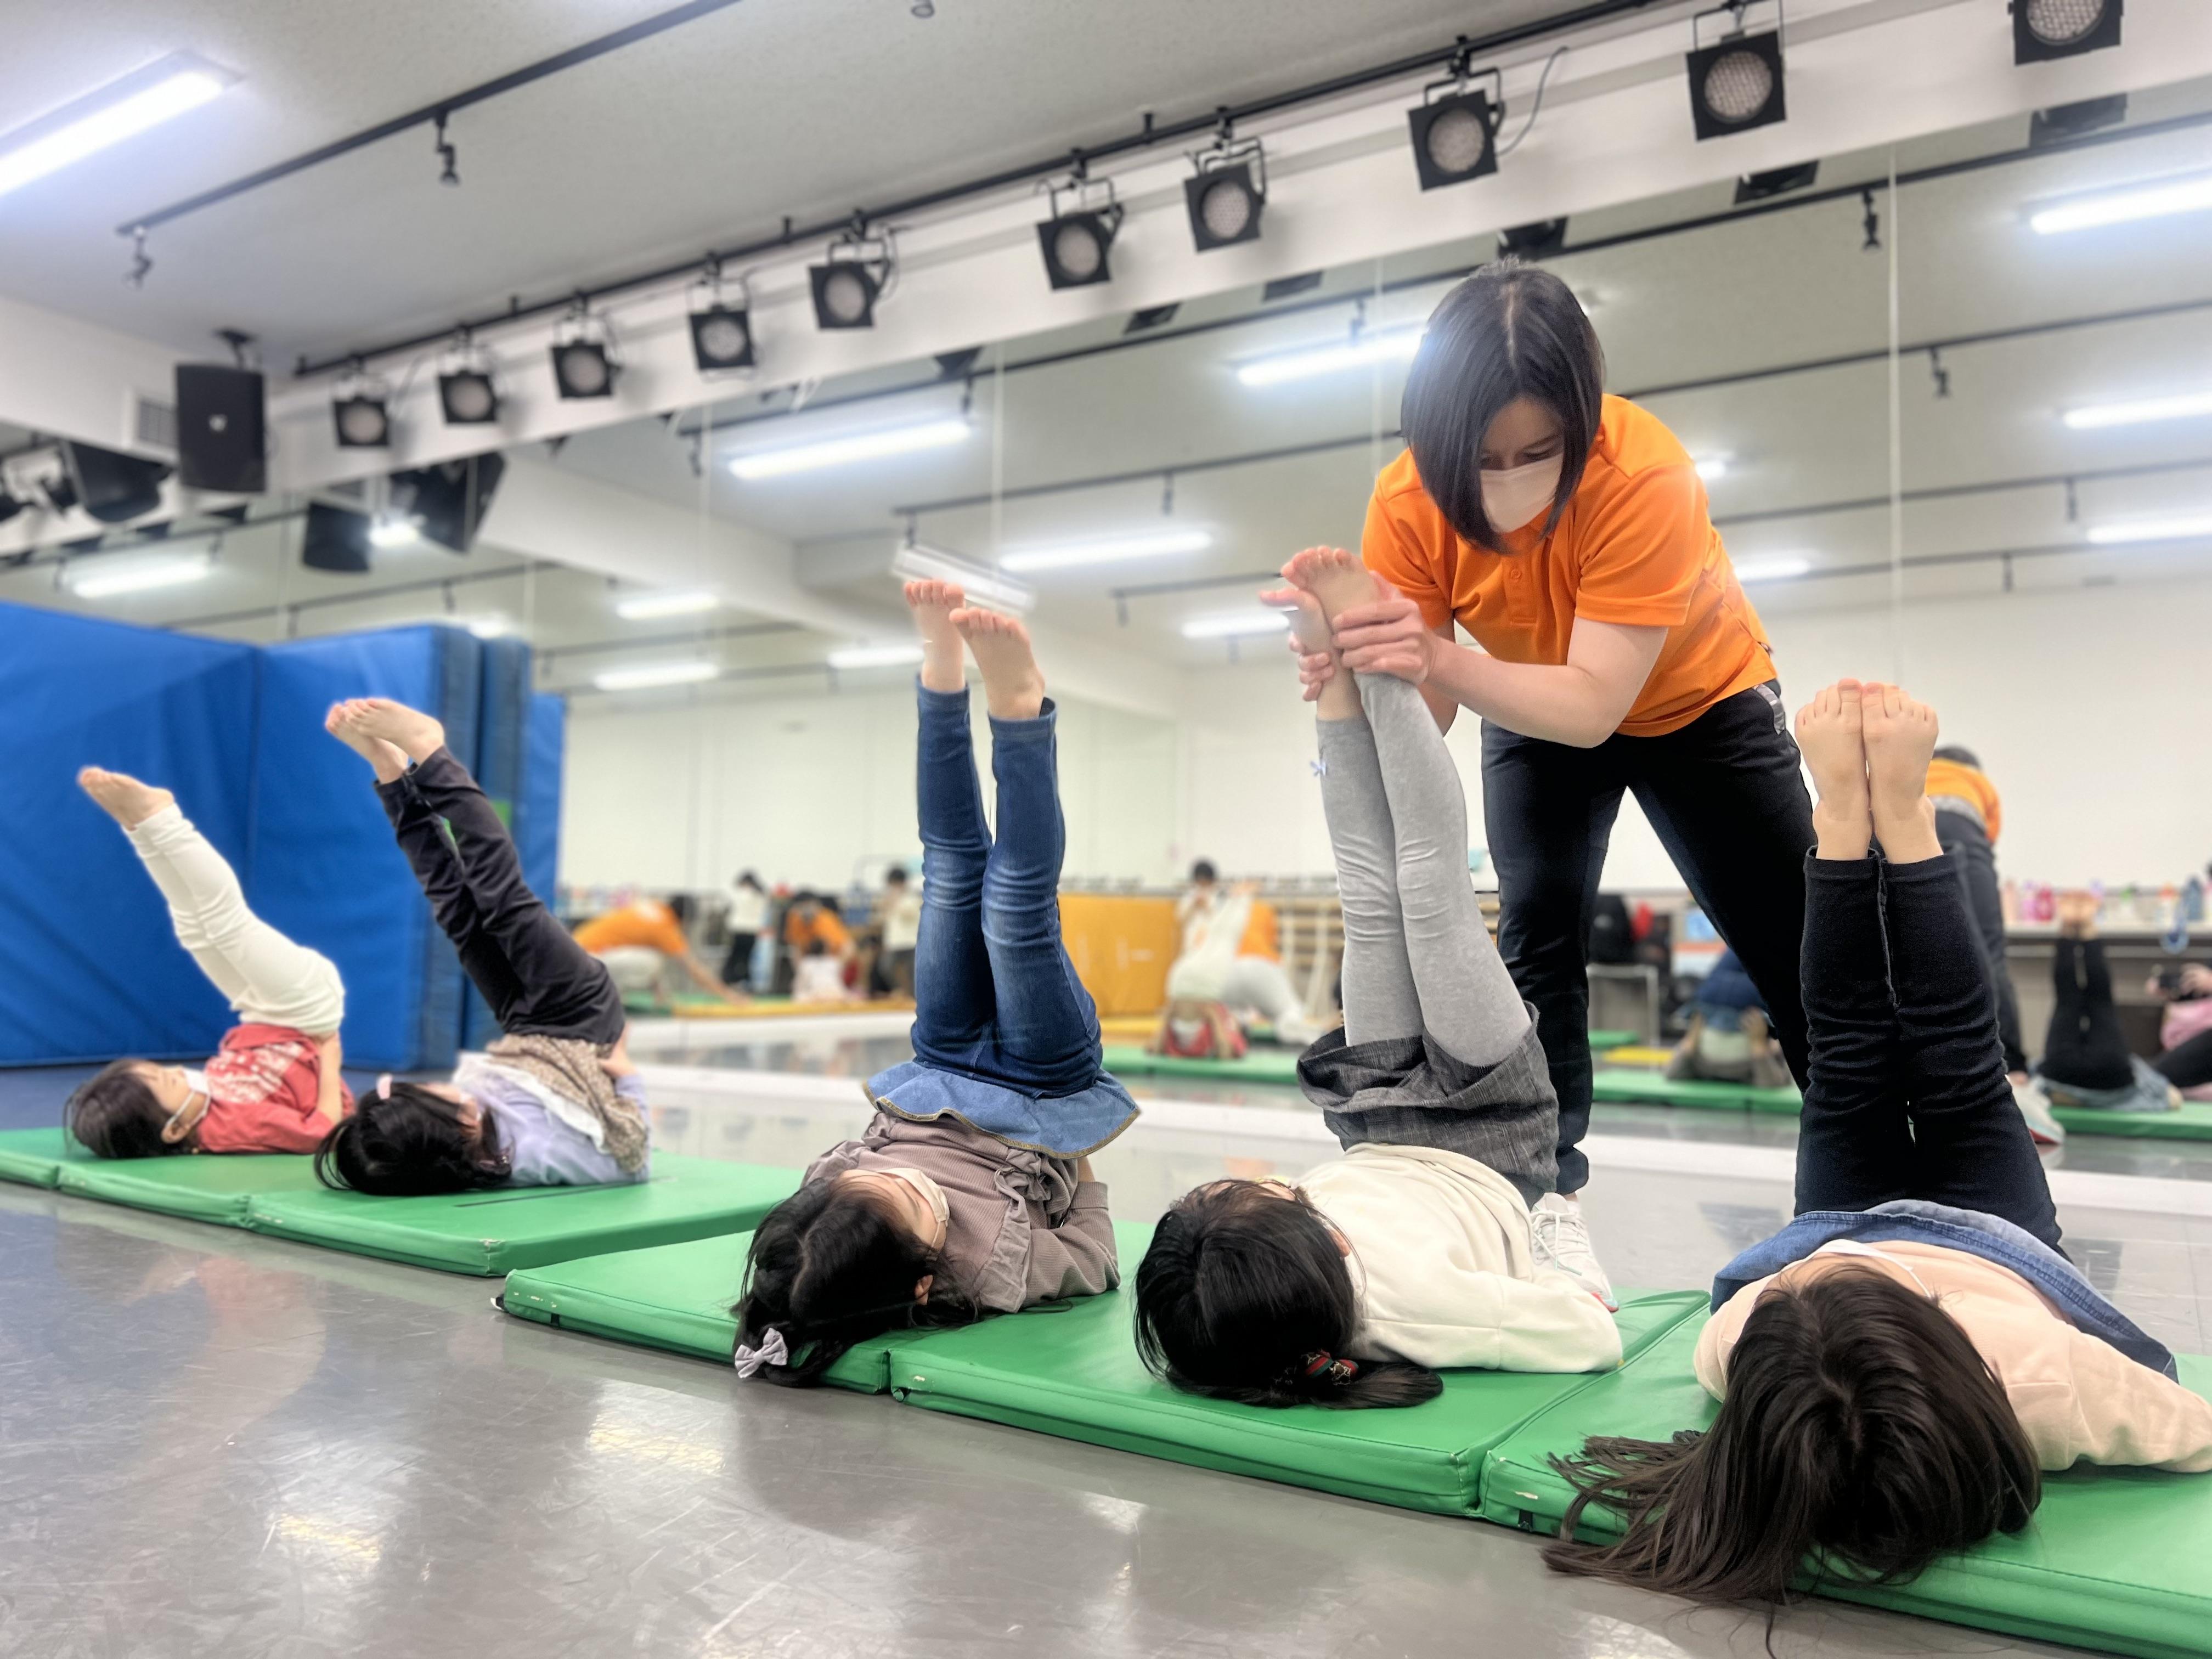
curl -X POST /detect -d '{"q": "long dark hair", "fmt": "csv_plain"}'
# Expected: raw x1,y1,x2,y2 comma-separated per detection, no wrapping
64,1060,182,1159
1543,1266,2040,1603
1401,259,1605,551
1133,1180,1441,1409
314,1080,510,1195
731,1178,976,1387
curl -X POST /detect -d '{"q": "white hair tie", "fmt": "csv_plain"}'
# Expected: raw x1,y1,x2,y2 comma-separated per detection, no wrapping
374,1073,394,1099
732,1327,789,1378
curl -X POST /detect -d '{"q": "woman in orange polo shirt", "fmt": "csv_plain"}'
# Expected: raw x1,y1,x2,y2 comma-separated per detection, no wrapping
1288,263,1813,1303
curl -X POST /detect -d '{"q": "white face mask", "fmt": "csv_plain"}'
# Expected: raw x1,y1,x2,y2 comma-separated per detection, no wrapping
1480,454,1564,534
879,1166,951,1241
179,1067,210,1101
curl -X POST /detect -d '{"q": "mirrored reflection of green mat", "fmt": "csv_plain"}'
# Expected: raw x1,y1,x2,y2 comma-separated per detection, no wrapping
1590,1069,1803,1115
1481,1316,2212,1659
1586,1029,1635,1051
245,1155,802,1275
888,1279,1707,1517
2050,1098,2212,1142
1101,1045,1304,1085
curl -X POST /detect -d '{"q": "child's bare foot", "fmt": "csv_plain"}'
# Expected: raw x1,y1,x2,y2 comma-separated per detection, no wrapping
950,607,1044,721
1861,682,1943,864
1280,545,1380,624
1794,680,1870,861
324,703,411,783
78,768,174,829
1260,585,1361,721
345,697,446,765
2055,889,2101,939
904,580,967,694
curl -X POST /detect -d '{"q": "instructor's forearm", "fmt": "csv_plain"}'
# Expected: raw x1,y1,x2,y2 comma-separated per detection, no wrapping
1422,642,1623,748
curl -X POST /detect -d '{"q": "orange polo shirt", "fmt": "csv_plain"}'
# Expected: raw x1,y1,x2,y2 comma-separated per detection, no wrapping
1926,758,2002,843
573,900,690,957
785,907,853,954
1363,394,1778,737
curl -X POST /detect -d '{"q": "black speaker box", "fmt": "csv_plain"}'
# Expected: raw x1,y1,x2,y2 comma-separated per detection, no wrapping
175,363,267,493
59,441,170,523
301,501,373,573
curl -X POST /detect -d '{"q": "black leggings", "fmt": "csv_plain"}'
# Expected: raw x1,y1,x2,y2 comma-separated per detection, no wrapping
2039,937,2135,1092
2158,1024,2212,1091
377,747,625,1046
1793,854,2059,1250
1933,812,2027,1075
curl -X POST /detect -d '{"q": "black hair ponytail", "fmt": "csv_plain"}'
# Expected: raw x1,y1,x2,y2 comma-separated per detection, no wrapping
1133,1180,1442,1410
315,1080,510,1195
731,1178,977,1387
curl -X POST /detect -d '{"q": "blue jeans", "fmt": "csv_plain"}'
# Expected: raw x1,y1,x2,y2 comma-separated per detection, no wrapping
910,685,1101,1094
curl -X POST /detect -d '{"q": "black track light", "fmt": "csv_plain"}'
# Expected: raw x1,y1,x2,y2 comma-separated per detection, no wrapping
1408,60,1504,191
1037,176,1123,290
811,225,894,330
331,368,391,449
1186,129,1266,252
437,334,500,425
2012,0,2121,64
1688,3,1787,141
690,303,755,372
550,304,618,399
1735,160,1818,202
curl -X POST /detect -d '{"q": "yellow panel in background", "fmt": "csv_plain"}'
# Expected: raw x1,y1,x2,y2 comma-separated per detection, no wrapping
1060,894,1180,1017
1602,1046,1675,1068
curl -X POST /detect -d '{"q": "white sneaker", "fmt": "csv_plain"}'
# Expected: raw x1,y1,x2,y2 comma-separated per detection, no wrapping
2013,1078,2067,1148
1531,1192,1617,1311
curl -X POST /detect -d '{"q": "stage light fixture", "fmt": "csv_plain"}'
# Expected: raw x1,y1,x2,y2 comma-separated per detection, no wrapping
1037,174,1123,290
1407,60,1503,191
436,336,499,425
2013,0,2121,64
1185,133,1266,252
811,224,894,330
386,453,505,552
550,304,619,399
1498,219,1568,258
1735,161,1818,202
60,441,170,523
301,502,372,573
689,259,755,373
1688,3,1787,141
331,367,391,449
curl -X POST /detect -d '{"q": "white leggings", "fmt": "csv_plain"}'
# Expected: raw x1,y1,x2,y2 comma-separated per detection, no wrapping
126,805,346,1036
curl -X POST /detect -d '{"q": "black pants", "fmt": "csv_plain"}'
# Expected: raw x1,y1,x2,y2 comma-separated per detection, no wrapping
720,931,757,988
1795,854,2059,1250
1482,682,1814,1193
1933,811,2027,1075
2040,936,2135,1091
378,747,625,1046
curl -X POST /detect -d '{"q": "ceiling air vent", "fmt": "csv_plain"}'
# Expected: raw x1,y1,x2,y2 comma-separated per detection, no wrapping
128,390,179,458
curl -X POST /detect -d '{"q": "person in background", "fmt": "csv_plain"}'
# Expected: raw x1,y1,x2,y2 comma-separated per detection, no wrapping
1664,946,1792,1090
792,940,853,1004
874,866,923,998
782,893,854,992
65,768,351,1158
722,871,768,991
1165,878,1319,1049
2029,890,2185,1116
1545,680,2211,1609
1176,860,1220,934
1925,746,2040,1101
2148,960,2212,1097
574,893,741,1005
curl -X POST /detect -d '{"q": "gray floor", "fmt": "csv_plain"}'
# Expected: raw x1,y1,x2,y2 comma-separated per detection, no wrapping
4,1051,2208,1656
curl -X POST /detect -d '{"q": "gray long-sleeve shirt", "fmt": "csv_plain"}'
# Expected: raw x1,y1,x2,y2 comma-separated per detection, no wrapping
804,1110,1118,1313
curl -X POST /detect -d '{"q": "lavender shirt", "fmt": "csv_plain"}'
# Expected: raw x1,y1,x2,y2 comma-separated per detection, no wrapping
478,1071,651,1187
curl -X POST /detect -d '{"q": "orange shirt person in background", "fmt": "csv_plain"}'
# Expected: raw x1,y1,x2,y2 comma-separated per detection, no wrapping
1925,745,2030,1091
1278,262,1816,1310
574,895,740,1002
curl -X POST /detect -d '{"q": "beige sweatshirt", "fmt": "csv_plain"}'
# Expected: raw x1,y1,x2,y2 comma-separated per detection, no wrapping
1696,1242,2212,1472
805,1111,1118,1315
1296,1142,1621,1374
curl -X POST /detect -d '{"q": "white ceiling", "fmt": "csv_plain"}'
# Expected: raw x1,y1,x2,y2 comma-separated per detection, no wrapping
0,0,1600,362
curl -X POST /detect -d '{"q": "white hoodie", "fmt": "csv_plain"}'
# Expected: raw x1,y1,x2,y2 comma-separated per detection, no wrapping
1297,1142,1622,1374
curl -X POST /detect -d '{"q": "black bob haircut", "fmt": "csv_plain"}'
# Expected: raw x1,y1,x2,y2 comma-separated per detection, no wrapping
1932,745,1983,771
1400,259,1605,552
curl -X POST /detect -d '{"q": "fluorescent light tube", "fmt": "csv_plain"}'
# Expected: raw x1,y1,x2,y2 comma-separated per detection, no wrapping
888,541,1035,614
67,552,213,599
729,417,969,480
1182,610,1293,640
594,661,719,691
999,529,1213,573
2031,171,2212,235
1235,328,1423,389
369,517,420,549
2063,391,2212,430
827,644,925,670
2087,514,2212,546
0,58,236,199
1695,456,1730,481
615,590,719,620
466,617,513,639
1732,555,1812,583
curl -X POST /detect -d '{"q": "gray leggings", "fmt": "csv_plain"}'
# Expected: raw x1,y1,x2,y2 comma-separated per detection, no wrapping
1317,672,1530,1067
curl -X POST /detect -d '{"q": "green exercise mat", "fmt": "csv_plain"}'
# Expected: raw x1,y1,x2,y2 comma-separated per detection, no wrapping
885,1270,1707,1517
1101,1045,1304,1086
501,1227,892,1391
0,1126,78,1187
1586,1029,1636,1051
1590,1068,1803,1115
1481,1314,2212,1659
245,1154,802,1275
0,1127,321,1223
2050,1098,2212,1142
